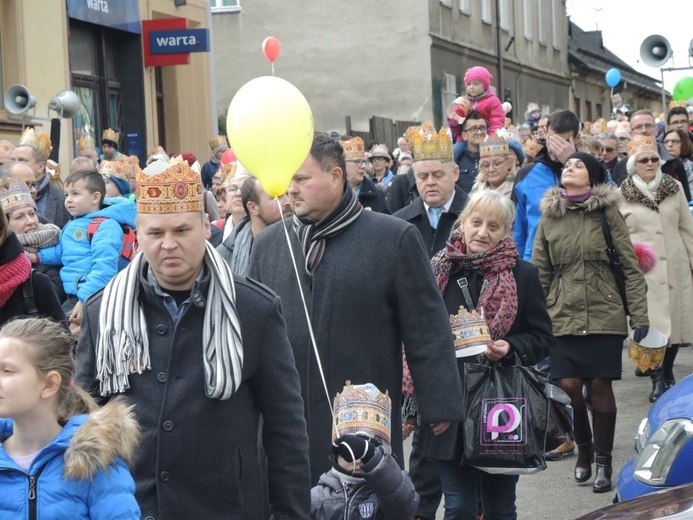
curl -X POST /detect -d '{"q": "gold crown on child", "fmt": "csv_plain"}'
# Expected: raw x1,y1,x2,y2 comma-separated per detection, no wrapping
450,307,492,351
405,121,453,163
332,382,391,446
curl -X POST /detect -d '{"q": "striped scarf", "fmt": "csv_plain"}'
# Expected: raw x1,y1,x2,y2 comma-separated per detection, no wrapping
294,187,363,277
17,223,61,254
95,242,243,400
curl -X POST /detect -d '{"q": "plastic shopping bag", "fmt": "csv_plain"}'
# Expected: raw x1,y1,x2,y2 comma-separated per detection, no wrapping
462,362,549,475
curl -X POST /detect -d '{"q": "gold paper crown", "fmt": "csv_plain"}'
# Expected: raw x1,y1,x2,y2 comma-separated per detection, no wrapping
332,382,391,446
99,155,136,182
209,135,228,150
219,163,240,188
627,135,658,158
77,135,95,152
450,307,492,352
370,143,390,159
102,128,120,145
405,121,453,163
0,140,14,159
0,181,35,214
480,136,510,158
19,128,51,160
338,137,365,160
523,139,543,158
137,158,204,214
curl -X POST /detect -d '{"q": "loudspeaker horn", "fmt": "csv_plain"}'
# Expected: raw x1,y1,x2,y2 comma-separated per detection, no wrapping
49,90,80,119
4,84,36,115
640,34,673,67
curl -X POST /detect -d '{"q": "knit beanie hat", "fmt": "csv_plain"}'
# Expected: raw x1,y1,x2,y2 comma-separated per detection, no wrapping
566,151,606,186
464,66,493,91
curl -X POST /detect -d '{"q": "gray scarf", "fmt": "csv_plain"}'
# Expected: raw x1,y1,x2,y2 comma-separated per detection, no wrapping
230,223,253,278
95,242,243,400
18,223,60,254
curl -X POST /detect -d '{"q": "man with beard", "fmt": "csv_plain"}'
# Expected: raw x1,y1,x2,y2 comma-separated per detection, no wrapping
249,135,464,484
99,128,121,161
339,136,387,213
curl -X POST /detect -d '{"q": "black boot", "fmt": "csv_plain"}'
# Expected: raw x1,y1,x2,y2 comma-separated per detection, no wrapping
649,369,666,403
572,406,593,483
663,344,680,390
592,410,617,493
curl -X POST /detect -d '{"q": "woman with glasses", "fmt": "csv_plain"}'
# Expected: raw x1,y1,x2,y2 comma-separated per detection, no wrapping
662,128,693,189
470,137,517,198
619,134,693,402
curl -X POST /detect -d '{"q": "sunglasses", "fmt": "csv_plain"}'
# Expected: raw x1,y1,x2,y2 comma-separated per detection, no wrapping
602,147,615,153
636,157,659,165
663,139,681,145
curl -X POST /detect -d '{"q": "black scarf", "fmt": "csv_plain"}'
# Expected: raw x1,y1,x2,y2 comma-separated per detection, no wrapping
294,186,363,277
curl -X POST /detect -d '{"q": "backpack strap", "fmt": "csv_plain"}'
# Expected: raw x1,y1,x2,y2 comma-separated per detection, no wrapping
87,217,108,242
22,270,38,317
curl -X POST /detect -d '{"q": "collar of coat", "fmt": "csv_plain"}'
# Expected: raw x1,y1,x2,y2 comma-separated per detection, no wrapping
540,183,622,219
620,173,680,212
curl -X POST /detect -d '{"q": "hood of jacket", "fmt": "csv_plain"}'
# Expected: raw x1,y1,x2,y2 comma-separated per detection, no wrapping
533,145,564,176
539,183,622,219
87,197,137,228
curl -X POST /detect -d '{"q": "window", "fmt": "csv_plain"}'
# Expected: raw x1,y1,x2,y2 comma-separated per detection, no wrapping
440,0,452,7
211,0,240,13
552,0,562,50
538,0,546,45
481,0,492,24
500,0,510,30
596,103,603,118
443,73,458,114
573,97,581,119
585,100,592,122
458,0,471,14
523,0,532,40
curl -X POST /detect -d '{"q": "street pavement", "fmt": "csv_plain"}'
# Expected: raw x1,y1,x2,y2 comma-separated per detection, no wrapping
403,344,693,519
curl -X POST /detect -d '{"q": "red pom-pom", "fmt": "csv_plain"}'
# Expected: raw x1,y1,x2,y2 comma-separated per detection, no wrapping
634,242,657,273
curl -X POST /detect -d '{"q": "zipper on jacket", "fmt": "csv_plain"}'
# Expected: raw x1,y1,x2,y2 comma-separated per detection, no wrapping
27,465,46,520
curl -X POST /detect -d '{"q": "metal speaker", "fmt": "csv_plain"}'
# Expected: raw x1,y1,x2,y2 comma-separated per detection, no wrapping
640,34,673,67
4,84,36,115
49,90,80,119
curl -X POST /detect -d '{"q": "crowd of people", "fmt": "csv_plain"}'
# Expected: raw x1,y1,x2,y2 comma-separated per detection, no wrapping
1,61,693,519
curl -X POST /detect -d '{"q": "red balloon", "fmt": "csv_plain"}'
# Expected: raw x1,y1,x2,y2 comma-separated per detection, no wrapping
220,148,236,164
262,36,281,63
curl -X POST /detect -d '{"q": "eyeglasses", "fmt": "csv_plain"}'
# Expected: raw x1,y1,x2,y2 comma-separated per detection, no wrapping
347,159,369,165
463,125,487,134
618,136,630,142
669,120,688,127
602,147,615,153
663,139,681,145
479,160,507,171
371,157,387,162
631,123,656,133
636,157,659,165
225,186,241,194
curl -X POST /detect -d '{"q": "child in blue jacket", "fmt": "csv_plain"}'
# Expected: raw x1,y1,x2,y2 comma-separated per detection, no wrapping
28,169,136,321
0,317,140,519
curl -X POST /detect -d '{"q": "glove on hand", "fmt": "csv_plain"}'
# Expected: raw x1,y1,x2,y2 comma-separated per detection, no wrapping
633,325,649,343
331,435,375,464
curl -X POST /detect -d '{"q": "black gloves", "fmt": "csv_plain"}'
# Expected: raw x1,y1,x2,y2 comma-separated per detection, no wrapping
331,435,375,464
633,326,649,343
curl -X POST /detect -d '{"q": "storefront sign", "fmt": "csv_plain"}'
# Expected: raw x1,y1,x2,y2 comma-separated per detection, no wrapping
150,29,210,55
142,18,189,67
67,0,141,34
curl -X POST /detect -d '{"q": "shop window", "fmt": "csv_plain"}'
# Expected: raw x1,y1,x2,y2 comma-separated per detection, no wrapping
211,0,240,13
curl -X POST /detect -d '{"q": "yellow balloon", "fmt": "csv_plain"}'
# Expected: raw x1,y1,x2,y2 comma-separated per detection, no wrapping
226,76,314,197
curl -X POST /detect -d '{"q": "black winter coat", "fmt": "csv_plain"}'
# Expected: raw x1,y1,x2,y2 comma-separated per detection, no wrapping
386,171,419,213
76,268,311,519
357,176,389,214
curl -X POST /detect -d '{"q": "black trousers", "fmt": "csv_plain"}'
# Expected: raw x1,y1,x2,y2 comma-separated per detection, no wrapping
409,424,443,519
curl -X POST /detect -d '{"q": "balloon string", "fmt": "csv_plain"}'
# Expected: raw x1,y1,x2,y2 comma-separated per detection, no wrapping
276,198,340,438
271,63,275,77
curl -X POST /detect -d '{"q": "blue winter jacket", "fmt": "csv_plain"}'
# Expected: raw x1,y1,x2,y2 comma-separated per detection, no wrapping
453,141,479,195
0,400,140,519
38,197,136,302
513,149,563,260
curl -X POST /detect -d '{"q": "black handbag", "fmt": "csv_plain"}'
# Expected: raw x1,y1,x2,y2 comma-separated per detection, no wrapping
599,209,630,315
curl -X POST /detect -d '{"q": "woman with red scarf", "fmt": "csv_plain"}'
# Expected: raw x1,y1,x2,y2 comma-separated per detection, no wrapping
419,190,553,520
0,209,65,327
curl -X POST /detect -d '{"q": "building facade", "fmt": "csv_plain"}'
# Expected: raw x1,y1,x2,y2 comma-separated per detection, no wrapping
0,0,215,169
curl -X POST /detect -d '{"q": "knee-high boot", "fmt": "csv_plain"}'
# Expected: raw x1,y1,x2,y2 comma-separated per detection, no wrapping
573,406,593,483
663,345,680,390
592,410,617,493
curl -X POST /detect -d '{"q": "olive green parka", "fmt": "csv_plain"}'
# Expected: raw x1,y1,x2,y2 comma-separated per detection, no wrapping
531,184,649,337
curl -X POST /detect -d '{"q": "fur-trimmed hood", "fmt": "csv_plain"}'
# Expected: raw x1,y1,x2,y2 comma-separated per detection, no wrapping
539,183,622,219
62,398,140,480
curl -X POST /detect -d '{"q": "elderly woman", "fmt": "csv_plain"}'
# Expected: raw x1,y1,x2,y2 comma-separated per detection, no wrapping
0,179,66,303
532,152,649,493
420,190,553,520
662,128,693,189
471,137,517,197
619,135,693,402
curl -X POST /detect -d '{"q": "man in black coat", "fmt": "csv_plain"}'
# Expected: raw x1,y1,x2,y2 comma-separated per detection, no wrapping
76,161,310,519
249,135,465,484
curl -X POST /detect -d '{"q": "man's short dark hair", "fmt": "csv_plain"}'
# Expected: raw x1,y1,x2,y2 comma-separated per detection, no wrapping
64,169,106,207
461,110,487,131
547,110,580,137
311,134,346,184
668,106,688,125
241,176,261,216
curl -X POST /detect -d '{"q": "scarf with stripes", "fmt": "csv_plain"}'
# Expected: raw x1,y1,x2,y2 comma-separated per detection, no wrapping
294,186,363,277
95,242,243,400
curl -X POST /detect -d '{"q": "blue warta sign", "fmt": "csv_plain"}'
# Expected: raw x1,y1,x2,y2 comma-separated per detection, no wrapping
149,29,210,55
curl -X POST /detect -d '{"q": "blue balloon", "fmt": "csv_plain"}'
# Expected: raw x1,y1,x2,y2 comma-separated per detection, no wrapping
605,68,621,88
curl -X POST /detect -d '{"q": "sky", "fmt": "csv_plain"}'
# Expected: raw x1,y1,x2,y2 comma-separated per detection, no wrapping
566,0,692,96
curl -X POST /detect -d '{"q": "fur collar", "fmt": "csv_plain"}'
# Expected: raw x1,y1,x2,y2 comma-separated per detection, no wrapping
540,184,622,219
63,398,139,480
620,173,679,212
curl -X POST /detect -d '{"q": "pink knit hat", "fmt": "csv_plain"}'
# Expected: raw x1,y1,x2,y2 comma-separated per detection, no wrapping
464,66,493,91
